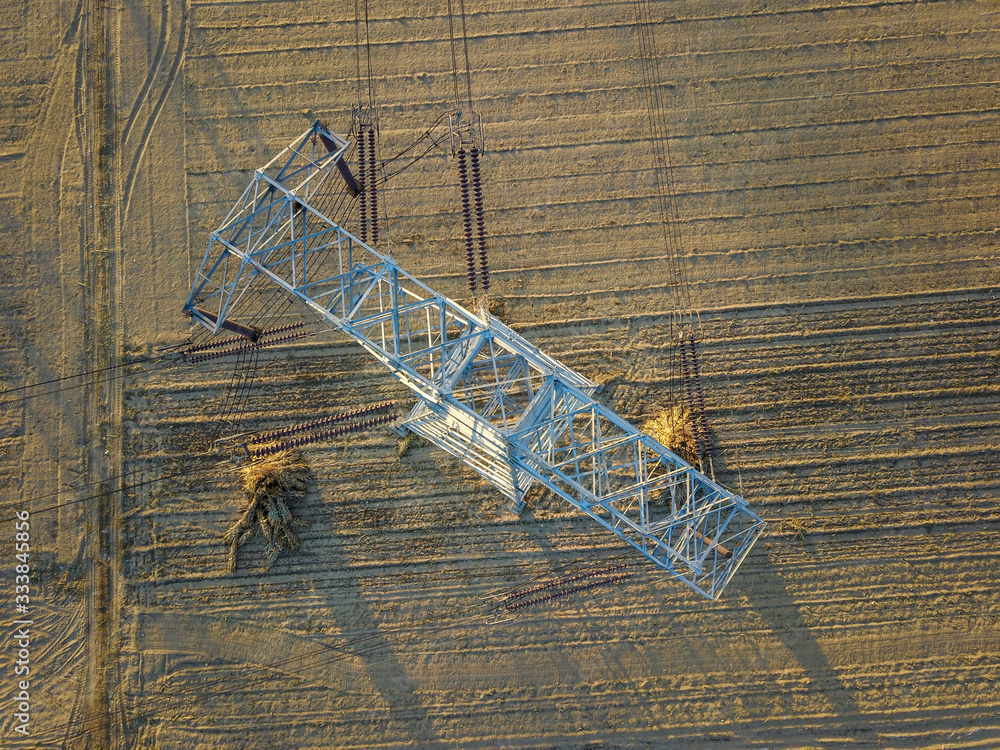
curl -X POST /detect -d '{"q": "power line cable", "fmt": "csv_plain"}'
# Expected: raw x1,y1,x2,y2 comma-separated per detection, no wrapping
445,0,463,110
457,0,475,114
0,357,160,399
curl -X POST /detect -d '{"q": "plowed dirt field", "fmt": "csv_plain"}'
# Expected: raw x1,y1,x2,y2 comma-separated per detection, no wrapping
1,0,998,747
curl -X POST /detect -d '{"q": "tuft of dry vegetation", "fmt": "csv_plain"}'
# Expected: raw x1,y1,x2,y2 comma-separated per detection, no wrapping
488,295,509,324
589,365,627,391
223,450,313,572
397,431,419,457
466,294,510,324
778,517,811,540
642,405,700,465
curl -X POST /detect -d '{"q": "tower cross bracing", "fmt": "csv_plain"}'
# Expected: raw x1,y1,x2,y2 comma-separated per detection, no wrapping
184,122,766,600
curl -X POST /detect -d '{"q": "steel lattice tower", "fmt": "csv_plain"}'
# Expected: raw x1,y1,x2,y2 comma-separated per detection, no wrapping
184,122,766,600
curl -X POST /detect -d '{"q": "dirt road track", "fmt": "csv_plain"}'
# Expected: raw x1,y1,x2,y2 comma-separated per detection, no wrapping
77,0,123,746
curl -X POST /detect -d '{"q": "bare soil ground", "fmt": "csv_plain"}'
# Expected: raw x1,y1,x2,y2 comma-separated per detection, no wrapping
1,0,999,747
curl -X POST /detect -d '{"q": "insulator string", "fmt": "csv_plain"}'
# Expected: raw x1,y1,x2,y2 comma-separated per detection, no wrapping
470,145,489,294
457,148,477,294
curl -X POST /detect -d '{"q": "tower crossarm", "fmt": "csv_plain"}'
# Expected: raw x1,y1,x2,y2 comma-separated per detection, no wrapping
184,122,765,600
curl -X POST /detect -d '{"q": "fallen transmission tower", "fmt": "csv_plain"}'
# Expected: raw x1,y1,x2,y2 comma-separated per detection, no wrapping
183,121,765,600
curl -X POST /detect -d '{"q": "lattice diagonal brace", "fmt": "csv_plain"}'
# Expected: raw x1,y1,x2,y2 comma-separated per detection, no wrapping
184,122,766,600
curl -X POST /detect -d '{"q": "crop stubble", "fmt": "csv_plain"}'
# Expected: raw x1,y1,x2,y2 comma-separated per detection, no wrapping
1,0,999,747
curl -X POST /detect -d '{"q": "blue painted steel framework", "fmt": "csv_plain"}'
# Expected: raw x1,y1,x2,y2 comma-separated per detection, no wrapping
184,122,766,599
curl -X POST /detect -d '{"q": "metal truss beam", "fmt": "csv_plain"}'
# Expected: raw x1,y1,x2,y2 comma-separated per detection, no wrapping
184,121,765,600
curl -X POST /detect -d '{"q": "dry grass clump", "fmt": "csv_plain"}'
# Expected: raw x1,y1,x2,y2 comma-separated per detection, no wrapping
466,294,510,324
224,449,312,572
588,366,627,390
397,431,419,457
488,295,509,324
642,405,699,465
778,517,811,540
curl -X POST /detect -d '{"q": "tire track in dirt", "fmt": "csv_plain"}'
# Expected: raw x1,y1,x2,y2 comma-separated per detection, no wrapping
121,0,188,226
699,52,1000,86
182,74,1000,121
119,0,169,148
2,0,94,740
662,25,1000,67
137,611,376,693
76,0,129,743
178,45,999,90
501,257,997,307
348,163,1000,222
184,1,969,53
0,1,99,742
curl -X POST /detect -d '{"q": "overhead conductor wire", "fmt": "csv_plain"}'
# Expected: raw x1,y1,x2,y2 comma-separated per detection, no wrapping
632,0,720,472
